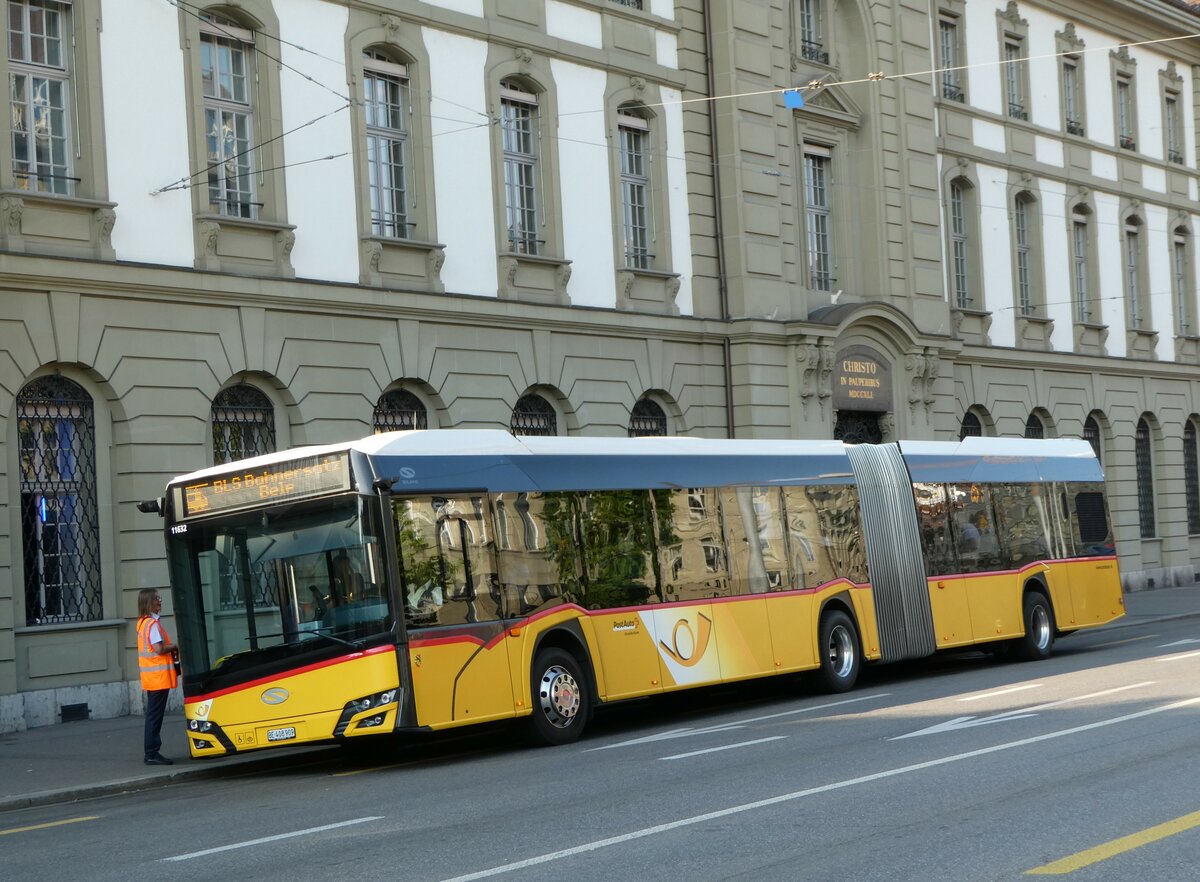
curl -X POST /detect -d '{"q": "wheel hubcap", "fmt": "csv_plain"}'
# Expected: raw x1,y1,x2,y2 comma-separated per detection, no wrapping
537,664,580,729
1032,605,1051,649
827,625,855,679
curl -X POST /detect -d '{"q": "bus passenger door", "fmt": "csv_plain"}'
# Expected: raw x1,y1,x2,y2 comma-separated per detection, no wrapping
395,495,514,729
1063,485,1120,627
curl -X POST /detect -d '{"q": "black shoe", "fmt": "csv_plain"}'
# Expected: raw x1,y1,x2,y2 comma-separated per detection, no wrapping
144,753,174,765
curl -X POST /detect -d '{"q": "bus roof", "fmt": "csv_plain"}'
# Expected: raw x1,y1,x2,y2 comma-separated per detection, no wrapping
168,431,1102,495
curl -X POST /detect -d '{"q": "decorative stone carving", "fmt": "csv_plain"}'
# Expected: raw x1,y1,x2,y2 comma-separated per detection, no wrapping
276,229,296,260
665,276,681,313
630,76,646,97
198,221,220,257
514,46,533,74
923,353,940,406
93,208,116,242
1162,61,1183,87
999,1,1027,27
500,255,519,291
555,262,572,294
616,270,636,306
906,351,926,413
879,412,896,442
381,14,401,42
1056,22,1085,51
2,196,24,236
817,342,834,400
427,246,446,280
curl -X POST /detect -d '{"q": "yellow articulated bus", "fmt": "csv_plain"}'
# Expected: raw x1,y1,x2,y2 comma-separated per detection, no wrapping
147,432,1124,756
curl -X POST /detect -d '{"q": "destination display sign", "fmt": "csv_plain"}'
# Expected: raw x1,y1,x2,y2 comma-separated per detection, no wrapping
177,452,351,519
832,345,892,412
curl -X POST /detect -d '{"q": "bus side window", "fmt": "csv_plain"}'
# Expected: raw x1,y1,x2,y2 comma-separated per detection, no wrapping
658,487,727,602
1073,488,1113,555
493,491,575,618
949,484,1000,573
782,484,867,588
913,482,957,576
991,483,1052,568
721,487,787,595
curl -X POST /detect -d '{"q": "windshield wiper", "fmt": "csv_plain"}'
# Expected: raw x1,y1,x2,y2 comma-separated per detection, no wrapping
248,629,363,650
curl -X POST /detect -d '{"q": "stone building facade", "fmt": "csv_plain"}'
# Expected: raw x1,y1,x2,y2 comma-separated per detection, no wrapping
1,0,1198,731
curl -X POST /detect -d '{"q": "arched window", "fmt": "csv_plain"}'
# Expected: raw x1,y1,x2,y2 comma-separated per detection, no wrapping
511,394,557,436
629,398,668,437
212,384,275,464
373,389,428,433
1083,415,1102,464
1024,413,1044,439
1135,417,1155,538
17,376,102,625
959,411,982,440
1186,420,1200,535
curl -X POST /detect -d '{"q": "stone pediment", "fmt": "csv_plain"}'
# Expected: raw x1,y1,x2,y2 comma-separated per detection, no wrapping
788,73,862,126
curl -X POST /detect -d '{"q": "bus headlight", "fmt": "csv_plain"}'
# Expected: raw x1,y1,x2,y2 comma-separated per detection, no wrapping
188,719,214,732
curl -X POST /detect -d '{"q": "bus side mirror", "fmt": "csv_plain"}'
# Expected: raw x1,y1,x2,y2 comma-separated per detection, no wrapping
137,498,164,516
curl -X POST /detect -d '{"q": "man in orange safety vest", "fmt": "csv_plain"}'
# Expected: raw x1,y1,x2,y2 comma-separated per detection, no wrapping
137,588,180,765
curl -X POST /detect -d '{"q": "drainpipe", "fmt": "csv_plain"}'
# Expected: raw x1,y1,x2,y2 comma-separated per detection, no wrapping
702,0,736,439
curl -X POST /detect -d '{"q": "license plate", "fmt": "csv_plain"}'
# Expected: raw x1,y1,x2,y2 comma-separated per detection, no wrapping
266,726,296,742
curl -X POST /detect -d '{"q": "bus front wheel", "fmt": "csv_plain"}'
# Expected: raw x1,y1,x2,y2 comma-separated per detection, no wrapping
817,610,860,693
527,648,589,746
1013,591,1055,661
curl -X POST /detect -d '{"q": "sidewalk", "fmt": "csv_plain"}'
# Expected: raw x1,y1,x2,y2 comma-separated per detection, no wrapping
2,586,1198,814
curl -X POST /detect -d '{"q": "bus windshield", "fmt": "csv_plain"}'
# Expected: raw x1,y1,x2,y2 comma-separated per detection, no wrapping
167,495,393,684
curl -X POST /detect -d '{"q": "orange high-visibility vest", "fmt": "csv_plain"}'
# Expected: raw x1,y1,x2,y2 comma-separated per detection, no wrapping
137,615,178,691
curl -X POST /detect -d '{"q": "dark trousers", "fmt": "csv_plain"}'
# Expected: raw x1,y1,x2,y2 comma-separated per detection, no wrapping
144,688,170,757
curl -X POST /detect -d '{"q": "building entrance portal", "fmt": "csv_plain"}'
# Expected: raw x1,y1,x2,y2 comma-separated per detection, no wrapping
834,411,883,443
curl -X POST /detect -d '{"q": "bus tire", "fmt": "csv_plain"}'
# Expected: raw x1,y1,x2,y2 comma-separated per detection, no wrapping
817,609,860,693
1013,590,1055,661
527,648,589,746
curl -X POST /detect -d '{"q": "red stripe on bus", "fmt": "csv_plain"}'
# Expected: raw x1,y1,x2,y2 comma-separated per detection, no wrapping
927,556,1117,581
185,643,394,705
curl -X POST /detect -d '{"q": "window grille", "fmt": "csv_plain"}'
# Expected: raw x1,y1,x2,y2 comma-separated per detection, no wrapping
211,384,275,465
364,50,412,238
1024,414,1044,439
804,150,834,292
8,0,74,195
629,399,668,437
201,13,257,218
618,110,652,269
18,376,102,625
373,389,428,433
1083,416,1102,464
500,82,540,255
950,181,971,308
609,0,643,7
959,411,982,440
1135,418,1155,538
1186,422,1200,534
511,394,557,436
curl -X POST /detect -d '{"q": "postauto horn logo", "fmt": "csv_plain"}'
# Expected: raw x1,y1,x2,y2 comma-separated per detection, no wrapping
261,687,290,705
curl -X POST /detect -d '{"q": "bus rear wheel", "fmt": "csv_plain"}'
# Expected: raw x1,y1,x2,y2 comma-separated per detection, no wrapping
527,648,589,746
1013,590,1055,661
817,610,860,693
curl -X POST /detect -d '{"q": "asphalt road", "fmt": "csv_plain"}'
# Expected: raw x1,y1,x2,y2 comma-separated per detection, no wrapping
5,617,1200,882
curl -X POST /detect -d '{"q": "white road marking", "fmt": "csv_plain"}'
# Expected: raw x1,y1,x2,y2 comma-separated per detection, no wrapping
891,681,1152,740
660,736,787,761
1159,639,1200,648
162,816,383,862
437,695,1200,882
1157,649,1200,662
586,694,889,752
957,684,1041,702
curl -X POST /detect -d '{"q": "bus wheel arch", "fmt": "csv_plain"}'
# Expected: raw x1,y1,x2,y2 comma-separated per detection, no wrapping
816,601,862,693
1013,583,1056,661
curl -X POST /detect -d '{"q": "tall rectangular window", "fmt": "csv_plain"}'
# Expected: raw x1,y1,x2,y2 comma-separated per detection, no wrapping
1165,94,1183,163
1063,59,1084,136
1116,76,1135,150
1126,222,1143,329
798,0,828,64
1004,40,1026,119
1015,198,1032,315
1175,231,1191,335
804,148,833,292
500,82,539,255
1135,418,1155,539
1073,216,1091,323
200,14,256,218
938,18,962,102
8,0,73,195
1186,422,1200,535
363,52,411,238
618,111,651,270
950,181,970,308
